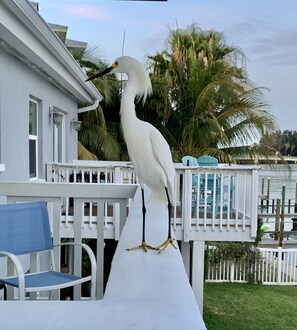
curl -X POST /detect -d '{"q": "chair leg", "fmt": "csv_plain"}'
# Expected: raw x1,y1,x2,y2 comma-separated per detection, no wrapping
0,283,7,300
90,280,96,300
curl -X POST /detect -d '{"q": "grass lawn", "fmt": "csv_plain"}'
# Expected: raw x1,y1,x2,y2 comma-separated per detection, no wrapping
203,283,297,330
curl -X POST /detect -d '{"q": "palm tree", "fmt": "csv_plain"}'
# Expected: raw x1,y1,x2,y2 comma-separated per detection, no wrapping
146,24,277,162
72,47,124,160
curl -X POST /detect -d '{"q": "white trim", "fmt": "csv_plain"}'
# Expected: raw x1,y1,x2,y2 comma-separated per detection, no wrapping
0,0,102,104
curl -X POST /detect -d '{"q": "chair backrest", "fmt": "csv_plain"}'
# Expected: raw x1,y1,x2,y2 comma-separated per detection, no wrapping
197,155,218,167
197,156,219,191
0,201,53,256
182,156,198,166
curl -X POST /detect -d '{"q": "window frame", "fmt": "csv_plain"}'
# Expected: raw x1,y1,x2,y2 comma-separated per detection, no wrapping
29,98,38,179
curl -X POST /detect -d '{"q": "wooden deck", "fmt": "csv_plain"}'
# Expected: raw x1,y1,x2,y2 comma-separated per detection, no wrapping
0,187,206,329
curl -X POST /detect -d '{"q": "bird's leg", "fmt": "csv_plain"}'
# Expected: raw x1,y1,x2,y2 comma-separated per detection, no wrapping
154,187,177,254
126,188,156,252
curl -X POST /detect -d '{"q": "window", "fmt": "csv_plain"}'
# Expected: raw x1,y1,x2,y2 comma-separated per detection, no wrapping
29,99,38,178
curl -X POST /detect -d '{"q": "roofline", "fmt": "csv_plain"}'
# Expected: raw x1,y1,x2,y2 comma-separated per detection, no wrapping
0,0,102,104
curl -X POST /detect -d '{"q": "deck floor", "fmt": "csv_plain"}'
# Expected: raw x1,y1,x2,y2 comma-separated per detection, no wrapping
0,187,206,330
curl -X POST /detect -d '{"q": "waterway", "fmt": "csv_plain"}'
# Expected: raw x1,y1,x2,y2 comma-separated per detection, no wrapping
258,164,297,237
258,164,297,201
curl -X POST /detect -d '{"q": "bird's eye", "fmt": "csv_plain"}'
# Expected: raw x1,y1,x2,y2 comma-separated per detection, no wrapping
114,61,119,67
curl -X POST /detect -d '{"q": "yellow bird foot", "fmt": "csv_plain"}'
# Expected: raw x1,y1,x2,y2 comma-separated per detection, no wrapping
126,241,157,253
154,237,177,254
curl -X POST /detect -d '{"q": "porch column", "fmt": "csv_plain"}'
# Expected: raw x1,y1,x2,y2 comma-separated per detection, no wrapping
191,240,205,314
181,241,191,279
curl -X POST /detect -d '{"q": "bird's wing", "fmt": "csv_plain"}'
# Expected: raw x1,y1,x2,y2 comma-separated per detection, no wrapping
150,129,170,168
150,128,175,196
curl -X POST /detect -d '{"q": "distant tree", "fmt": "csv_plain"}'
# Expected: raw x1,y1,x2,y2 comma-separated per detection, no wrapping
261,130,297,156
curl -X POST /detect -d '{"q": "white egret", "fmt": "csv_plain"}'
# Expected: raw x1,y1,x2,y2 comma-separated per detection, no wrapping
86,56,176,253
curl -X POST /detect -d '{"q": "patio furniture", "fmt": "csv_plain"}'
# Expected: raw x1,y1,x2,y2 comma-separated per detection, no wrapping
182,155,199,167
197,156,235,218
182,156,200,209
0,201,96,300
196,155,218,167
197,156,220,217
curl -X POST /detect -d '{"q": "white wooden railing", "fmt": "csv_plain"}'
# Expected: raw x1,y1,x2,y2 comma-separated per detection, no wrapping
0,183,206,329
0,182,137,300
47,161,259,242
206,246,297,285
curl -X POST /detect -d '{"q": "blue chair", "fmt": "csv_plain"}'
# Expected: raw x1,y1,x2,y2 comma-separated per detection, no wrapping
182,155,198,167
182,155,199,186
0,201,96,300
197,156,220,217
182,156,200,209
197,155,218,167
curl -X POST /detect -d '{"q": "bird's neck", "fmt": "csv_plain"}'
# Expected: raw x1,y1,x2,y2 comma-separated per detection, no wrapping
120,78,139,124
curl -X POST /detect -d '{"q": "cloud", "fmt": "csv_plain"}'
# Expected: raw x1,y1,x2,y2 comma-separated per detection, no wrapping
232,20,265,36
228,18,297,66
66,4,112,21
252,28,297,65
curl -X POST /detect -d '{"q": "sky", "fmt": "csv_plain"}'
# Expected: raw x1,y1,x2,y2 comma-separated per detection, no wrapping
36,0,297,131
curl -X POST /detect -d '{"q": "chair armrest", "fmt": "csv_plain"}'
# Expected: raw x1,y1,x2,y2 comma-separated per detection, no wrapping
54,242,97,299
54,242,96,277
0,251,25,300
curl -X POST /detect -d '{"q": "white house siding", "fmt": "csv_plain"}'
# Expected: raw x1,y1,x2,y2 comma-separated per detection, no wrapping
0,0,102,182
0,47,78,181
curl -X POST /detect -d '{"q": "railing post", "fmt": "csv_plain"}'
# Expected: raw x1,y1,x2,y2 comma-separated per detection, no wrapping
266,178,270,213
191,240,205,314
6,258,14,300
46,163,52,182
183,169,192,242
260,177,265,213
115,200,127,240
73,198,83,300
279,185,285,247
274,199,281,240
114,167,121,184
52,200,62,300
96,201,105,299
114,167,122,238
29,253,38,300
251,169,259,238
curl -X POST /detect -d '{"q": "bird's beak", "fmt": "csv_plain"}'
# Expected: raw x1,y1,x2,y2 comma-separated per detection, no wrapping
85,66,113,82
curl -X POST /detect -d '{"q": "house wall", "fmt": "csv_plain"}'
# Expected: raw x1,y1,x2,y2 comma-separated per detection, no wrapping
0,47,78,181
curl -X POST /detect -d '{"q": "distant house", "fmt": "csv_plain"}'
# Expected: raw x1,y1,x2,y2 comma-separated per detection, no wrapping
0,0,102,181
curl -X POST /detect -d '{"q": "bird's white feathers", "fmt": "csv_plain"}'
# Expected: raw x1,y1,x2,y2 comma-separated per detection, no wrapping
112,56,152,105
111,56,175,203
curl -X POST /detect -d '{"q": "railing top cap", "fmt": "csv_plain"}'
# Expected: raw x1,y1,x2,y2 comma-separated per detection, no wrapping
175,164,261,171
47,161,260,171
0,182,138,199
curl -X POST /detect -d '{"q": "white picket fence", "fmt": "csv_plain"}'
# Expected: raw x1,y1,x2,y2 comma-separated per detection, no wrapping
206,247,297,285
